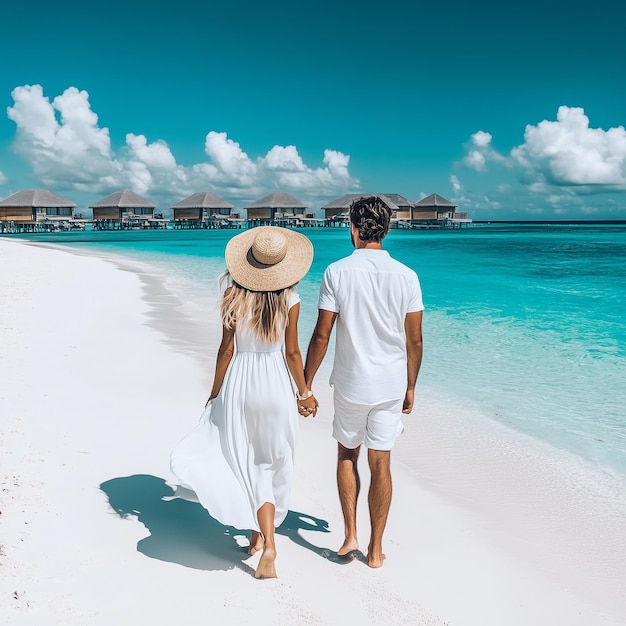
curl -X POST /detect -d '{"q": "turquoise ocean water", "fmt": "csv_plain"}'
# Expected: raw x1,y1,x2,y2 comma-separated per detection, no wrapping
12,224,626,480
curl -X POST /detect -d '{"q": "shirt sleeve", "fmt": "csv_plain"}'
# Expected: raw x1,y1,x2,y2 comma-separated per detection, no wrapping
318,267,339,312
407,273,425,313
289,288,301,309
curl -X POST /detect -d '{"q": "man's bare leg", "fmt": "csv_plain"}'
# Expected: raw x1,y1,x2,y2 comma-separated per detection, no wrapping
367,448,391,568
255,502,277,579
337,443,361,555
248,530,264,555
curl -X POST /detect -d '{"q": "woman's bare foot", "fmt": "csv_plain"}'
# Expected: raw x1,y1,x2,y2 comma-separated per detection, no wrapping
248,530,264,556
337,538,359,556
254,547,277,579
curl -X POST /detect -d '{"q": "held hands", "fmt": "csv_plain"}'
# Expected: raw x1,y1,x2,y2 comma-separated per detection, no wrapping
297,391,318,418
208,390,319,416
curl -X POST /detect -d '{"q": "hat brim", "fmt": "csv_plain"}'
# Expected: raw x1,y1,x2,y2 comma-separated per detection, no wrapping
225,227,314,291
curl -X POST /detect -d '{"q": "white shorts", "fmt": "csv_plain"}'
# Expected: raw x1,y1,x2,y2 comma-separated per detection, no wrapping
332,388,404,451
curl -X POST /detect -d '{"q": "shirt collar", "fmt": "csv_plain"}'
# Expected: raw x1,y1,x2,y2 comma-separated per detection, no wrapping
352,248,389,256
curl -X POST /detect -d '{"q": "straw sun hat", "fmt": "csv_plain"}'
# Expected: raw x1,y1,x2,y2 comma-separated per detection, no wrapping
225,226,313,292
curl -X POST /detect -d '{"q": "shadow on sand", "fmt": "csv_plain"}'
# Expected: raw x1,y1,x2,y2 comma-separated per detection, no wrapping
100,474,337,574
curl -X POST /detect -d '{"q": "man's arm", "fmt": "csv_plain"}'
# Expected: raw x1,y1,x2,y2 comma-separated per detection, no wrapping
403,310,423,414
304,309,337,389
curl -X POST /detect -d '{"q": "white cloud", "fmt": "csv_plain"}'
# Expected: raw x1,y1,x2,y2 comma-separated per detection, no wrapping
471,131,492,148
126,134,178,170
256,147,353,191
124,133,187,195
262,145,306,172
7,85,59,149
462,130,505,171
7,84,118,186
483,195,500,209
464,150,487,171
511,106,626,186
53,87,111,158
463,106,626,191
449,174,472,207
323,149,351,180
580,204,601,215
548,194,566,205
6,84,358,203
0,170,7,185
203,131,257,186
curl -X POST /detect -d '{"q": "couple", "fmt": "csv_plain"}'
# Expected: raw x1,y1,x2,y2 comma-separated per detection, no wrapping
170,196,424,579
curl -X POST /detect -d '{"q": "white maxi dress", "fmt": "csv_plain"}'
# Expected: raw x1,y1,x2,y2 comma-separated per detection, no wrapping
170,291,299,531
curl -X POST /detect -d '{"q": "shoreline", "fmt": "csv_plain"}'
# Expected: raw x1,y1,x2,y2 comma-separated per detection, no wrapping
2,237,625,625
7,225,624,482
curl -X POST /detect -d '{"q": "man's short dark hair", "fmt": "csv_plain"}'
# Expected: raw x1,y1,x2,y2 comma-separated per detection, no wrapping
349,195,392,242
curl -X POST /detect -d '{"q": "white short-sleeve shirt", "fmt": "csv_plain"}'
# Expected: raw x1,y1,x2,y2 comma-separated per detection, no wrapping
318,248,423,404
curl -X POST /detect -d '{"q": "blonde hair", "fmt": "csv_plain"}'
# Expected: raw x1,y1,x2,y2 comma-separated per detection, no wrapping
220,274,294,344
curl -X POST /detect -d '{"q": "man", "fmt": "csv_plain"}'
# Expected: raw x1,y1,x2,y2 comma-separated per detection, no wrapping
304,195,424,568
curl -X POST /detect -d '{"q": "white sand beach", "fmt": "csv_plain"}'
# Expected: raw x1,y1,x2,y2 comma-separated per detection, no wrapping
1,237,626,625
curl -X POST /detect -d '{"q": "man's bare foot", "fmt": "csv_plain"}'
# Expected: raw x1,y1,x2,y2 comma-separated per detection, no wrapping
337,538,359,556
367,550,386,568
248,531,264,556
254,547,277,579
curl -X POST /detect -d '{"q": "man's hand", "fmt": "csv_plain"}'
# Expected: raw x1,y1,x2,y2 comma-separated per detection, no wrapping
402,389,414,414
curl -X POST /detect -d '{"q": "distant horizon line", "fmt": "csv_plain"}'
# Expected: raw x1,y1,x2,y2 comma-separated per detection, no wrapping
473,220,626,224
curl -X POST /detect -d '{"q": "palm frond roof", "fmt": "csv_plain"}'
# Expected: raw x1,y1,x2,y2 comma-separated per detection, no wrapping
0,189,76,208
413,193,457,208
244,192,307,209
89,190,156,209
321,193,400,211
380,193,412,208
171,192,234,209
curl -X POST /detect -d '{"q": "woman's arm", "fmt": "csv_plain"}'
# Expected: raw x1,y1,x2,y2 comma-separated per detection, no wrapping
284,303,318,416
207,323,235,404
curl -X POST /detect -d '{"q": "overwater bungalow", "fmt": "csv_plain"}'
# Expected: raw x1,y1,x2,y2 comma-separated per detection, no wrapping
321,193,400,226
321,192,472,228
90,190,166,230
245,192,308,227
0,189,79,233
381,193,413,220
322,193,361,222
171,192,242,229
412,193,471,228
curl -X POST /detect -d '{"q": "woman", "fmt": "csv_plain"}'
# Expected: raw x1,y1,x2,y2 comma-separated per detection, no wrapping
170,226,318,579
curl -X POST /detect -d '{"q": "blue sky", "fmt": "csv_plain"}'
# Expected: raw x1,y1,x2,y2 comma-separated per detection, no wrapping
1,0,625,220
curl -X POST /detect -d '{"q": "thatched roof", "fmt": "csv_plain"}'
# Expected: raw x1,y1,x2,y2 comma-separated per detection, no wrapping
321,193,367,209
89,190,156,209
171,192,234,209
321,193,400,211
244,192,307,210
413,193,457,209
0,189,76,208
380,193,412,209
